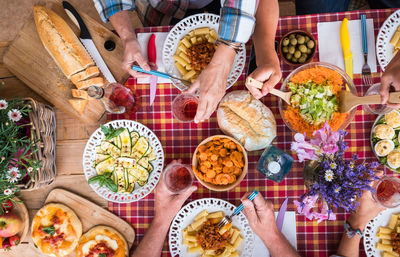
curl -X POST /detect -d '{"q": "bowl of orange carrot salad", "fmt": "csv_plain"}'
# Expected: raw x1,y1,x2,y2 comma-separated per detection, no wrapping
279,62,356,138
192,135,248,191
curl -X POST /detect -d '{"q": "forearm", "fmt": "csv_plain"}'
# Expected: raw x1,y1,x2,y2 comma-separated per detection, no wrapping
209,44,236,72
336,215,368,257
262,230,299,257
109,10,137,42
252,0,279,63
131,216,171,257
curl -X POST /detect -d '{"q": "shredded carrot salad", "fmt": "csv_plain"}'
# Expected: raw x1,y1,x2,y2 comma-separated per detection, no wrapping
283,67,348,137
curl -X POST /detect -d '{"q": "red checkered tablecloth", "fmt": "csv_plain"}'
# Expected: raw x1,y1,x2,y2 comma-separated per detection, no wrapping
108,9,397,257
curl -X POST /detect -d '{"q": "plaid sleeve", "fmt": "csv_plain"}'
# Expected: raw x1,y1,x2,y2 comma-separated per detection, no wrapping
218,0,258,44
93,0,135,23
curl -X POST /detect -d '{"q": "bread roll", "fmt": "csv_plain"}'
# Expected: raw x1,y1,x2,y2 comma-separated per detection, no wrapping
33,5,94,78
217,90,276,151
71,89,89,100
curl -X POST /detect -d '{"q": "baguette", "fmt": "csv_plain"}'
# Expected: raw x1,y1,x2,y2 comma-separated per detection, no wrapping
75,77,104,90
70,66,100,84
71,89,89,100
69,99,88,115
33,5,94,78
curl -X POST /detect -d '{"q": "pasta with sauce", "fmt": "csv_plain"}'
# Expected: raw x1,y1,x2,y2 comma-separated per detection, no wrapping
182,210,242,257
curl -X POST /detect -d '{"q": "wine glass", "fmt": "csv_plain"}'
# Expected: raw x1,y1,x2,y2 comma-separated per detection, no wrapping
373,176,400,208
163,163,194,193
171,93,198,122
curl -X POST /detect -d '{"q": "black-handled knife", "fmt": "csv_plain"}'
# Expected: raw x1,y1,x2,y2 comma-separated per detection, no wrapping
62,1,116,83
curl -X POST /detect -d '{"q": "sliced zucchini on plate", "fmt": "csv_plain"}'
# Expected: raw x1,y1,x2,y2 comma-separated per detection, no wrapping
112,135,122,149
132,137,149,157
116,157,136,168
138,179,148,187
130,131,140,146
100,141,120,158
95,157,115,174
138,157,150,170
120,128,132,157
95,153,110,165
147,148,156,161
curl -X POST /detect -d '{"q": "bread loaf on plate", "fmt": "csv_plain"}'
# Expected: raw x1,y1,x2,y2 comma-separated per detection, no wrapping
217,90,277,151
33,6,94,78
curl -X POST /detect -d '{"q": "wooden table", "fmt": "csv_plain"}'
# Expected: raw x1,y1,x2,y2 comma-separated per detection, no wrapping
0,1,143,255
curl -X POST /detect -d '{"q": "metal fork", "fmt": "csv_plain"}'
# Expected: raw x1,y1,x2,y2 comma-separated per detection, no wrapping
217,190,259,229
361,14,373,87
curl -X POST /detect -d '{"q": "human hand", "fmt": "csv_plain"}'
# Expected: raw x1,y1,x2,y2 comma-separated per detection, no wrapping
348,179,386,230
121,37,156,78
241,192,278,240
380,52,400,108
186,44,236,123
154,160,197,221
246,53,281,99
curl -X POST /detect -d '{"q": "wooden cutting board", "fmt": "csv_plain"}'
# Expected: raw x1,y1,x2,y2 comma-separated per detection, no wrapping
35,188,135,256
3,0,129,124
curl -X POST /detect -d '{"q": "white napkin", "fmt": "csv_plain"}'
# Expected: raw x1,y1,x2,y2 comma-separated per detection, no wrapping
252,211,297,256
317,19,377,73
136,32,172,84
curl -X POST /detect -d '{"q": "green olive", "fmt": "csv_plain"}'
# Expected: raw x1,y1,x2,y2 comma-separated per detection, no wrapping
298,56,307,63
286,53,293,60
289,34,295,39
301,53,308,59
282,38,290,46
305,36,310,43
294,50,301,58
282,46,289,53
288,46,295,54
291,57,298,63
290,38,298,46
307,40,315,49
299,44,307,53
306,48,312,54
297,36,305,44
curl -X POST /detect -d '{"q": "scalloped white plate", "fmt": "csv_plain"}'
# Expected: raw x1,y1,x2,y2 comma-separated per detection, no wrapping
364,205,400,257
169,198,254,257
82,120,164,203
376,10,400,70
162,13,246,91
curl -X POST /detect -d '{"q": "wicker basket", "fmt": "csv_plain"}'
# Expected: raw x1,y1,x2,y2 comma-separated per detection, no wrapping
17,98,56,191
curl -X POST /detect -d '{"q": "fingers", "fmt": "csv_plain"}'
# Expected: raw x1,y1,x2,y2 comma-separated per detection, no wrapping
261,72,281,96
135,54,151,71
246,83,263,99
186,80,200,95
123,62,151,78
241,199,257,222
252,193,269,211
194,96,208,124
380,76,391,105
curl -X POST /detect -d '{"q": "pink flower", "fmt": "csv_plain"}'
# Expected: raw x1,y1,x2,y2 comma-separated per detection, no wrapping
311,123,339,155
0,100,8,109
7,167,21,183
291,133,318,162
295,195,337,222
8,109,22,122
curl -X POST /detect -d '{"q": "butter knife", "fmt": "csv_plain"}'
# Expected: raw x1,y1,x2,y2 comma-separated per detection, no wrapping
276,197,288,231
62,1,116,84
148,34,157,106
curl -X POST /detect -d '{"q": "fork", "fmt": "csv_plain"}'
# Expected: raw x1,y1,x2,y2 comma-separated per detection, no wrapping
217,190,259,229
361,14,373,87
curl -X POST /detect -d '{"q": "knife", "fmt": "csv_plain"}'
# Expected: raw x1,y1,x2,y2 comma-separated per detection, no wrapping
276,197,288,231
340,18,353,81
131,65,192,87
148,34,157,106
62,1,116,84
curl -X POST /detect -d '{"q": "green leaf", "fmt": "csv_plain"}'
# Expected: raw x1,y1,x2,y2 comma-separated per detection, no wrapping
88,175,102,184
99,253,106,257
43,226,55,235
104,178,118,192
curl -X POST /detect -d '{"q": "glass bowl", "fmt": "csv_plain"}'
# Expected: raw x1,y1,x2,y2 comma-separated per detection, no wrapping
278,62,357,137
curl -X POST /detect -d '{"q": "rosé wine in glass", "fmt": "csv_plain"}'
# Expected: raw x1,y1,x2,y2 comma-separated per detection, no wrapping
163,163,194,193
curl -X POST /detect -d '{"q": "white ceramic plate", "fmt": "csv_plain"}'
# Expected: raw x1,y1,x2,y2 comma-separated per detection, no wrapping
169,198,254,257
364,205,400,256
376,10,400,70
82,120,164,203
162,13,246,91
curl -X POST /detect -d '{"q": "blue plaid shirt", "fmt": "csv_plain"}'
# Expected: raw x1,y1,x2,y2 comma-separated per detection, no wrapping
93,0,258,43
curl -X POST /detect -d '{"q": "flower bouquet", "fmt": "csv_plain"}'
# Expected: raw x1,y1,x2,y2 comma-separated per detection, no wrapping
0,99,42,214
291,123,379,222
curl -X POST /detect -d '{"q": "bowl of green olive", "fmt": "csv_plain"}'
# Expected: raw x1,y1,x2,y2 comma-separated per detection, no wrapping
279,30,316,66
